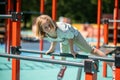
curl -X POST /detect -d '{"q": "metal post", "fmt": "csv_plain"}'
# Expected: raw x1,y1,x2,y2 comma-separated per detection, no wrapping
52,0,57,21
113,0,119,45
76,60,83,80
6,0,13,61
97,0,101,49
40,0,44,14
115,47,120,80
102,18,109,77
11,0,21,80
84,60,99,80
51,0,57,59
103,18,109,45
39,0,45,58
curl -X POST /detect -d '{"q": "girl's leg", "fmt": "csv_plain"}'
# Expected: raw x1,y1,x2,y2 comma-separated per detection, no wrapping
91,48,113,67
60,43,70,60
74,33,113,67
57,43,70,79
74,33,93,53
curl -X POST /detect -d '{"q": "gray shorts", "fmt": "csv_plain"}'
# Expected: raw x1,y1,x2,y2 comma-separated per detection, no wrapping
60,32,93,53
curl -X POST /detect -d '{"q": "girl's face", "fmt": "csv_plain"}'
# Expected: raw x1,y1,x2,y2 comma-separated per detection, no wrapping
42,23,54,34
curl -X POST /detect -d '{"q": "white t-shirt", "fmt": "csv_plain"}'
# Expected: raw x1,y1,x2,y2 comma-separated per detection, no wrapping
44,22,79,45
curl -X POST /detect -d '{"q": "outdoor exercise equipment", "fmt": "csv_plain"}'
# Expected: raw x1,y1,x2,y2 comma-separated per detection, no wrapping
0,53,85,67
0,47,120,80
0,0,57,80
0,0,120,80
102,17,120,77
0,52,99,80
9,45,119,80
17,48,115,62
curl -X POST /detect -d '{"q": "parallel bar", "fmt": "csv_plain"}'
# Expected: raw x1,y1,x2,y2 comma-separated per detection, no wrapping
109,20,120,22
0,53,84,67
19,49,115,62
0,14,12,19
19,49,89,59
89,55,114,62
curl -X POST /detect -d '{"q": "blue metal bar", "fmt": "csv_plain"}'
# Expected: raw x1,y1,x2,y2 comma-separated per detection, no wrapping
0,14,12,19
0,53,84,67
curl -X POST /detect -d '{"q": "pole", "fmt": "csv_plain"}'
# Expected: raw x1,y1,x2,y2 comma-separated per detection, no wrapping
39,0,45,58
11,0,21,80
103,19,109,77
113,0,119,45
103,19,109,44
40,0,44,14
97,0,101,49
51,0,57,59
52,0,57,21
6,0,13,61
115,49,120,80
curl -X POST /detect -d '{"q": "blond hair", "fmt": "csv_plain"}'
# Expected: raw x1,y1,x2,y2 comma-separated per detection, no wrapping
34,15,56,39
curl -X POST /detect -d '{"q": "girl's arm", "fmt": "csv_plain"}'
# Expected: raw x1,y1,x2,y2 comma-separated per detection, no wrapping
46,41,57,54
68,39,77,58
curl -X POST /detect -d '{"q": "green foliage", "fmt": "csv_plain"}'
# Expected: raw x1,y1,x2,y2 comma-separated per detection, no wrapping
0,0,117,25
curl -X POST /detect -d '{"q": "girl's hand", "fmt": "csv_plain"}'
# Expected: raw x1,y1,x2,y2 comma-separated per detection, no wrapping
45,49,54,55
68,39,77,58
46,41,56,55
71,51,77,58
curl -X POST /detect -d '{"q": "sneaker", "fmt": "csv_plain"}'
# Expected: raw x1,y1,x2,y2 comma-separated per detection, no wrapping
57,66,67,80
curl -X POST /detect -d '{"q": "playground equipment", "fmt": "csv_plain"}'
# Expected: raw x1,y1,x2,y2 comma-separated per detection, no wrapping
0,52,97,80
0,46,120,80
102,18,120,77
97,0,119,78
97,0,119,48
0,0,56,80
0,0,120,80
102,18,120,44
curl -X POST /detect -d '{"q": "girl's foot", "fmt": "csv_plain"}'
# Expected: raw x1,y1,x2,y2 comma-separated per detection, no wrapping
57,66,67,80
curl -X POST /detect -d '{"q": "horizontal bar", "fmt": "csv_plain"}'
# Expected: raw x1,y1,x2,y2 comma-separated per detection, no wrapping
0,14,12,19
19,49,89,59
89,55,114,62
102,45,119,48
22,11,41,15
109,20,120,22
19,49,115,62
0,2,6,5
0,53,84,67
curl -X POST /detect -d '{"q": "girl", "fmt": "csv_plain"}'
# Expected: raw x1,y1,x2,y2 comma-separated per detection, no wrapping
33,14,113,78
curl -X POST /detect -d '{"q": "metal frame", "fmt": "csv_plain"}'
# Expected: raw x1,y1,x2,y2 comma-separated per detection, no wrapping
0,53,99,80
